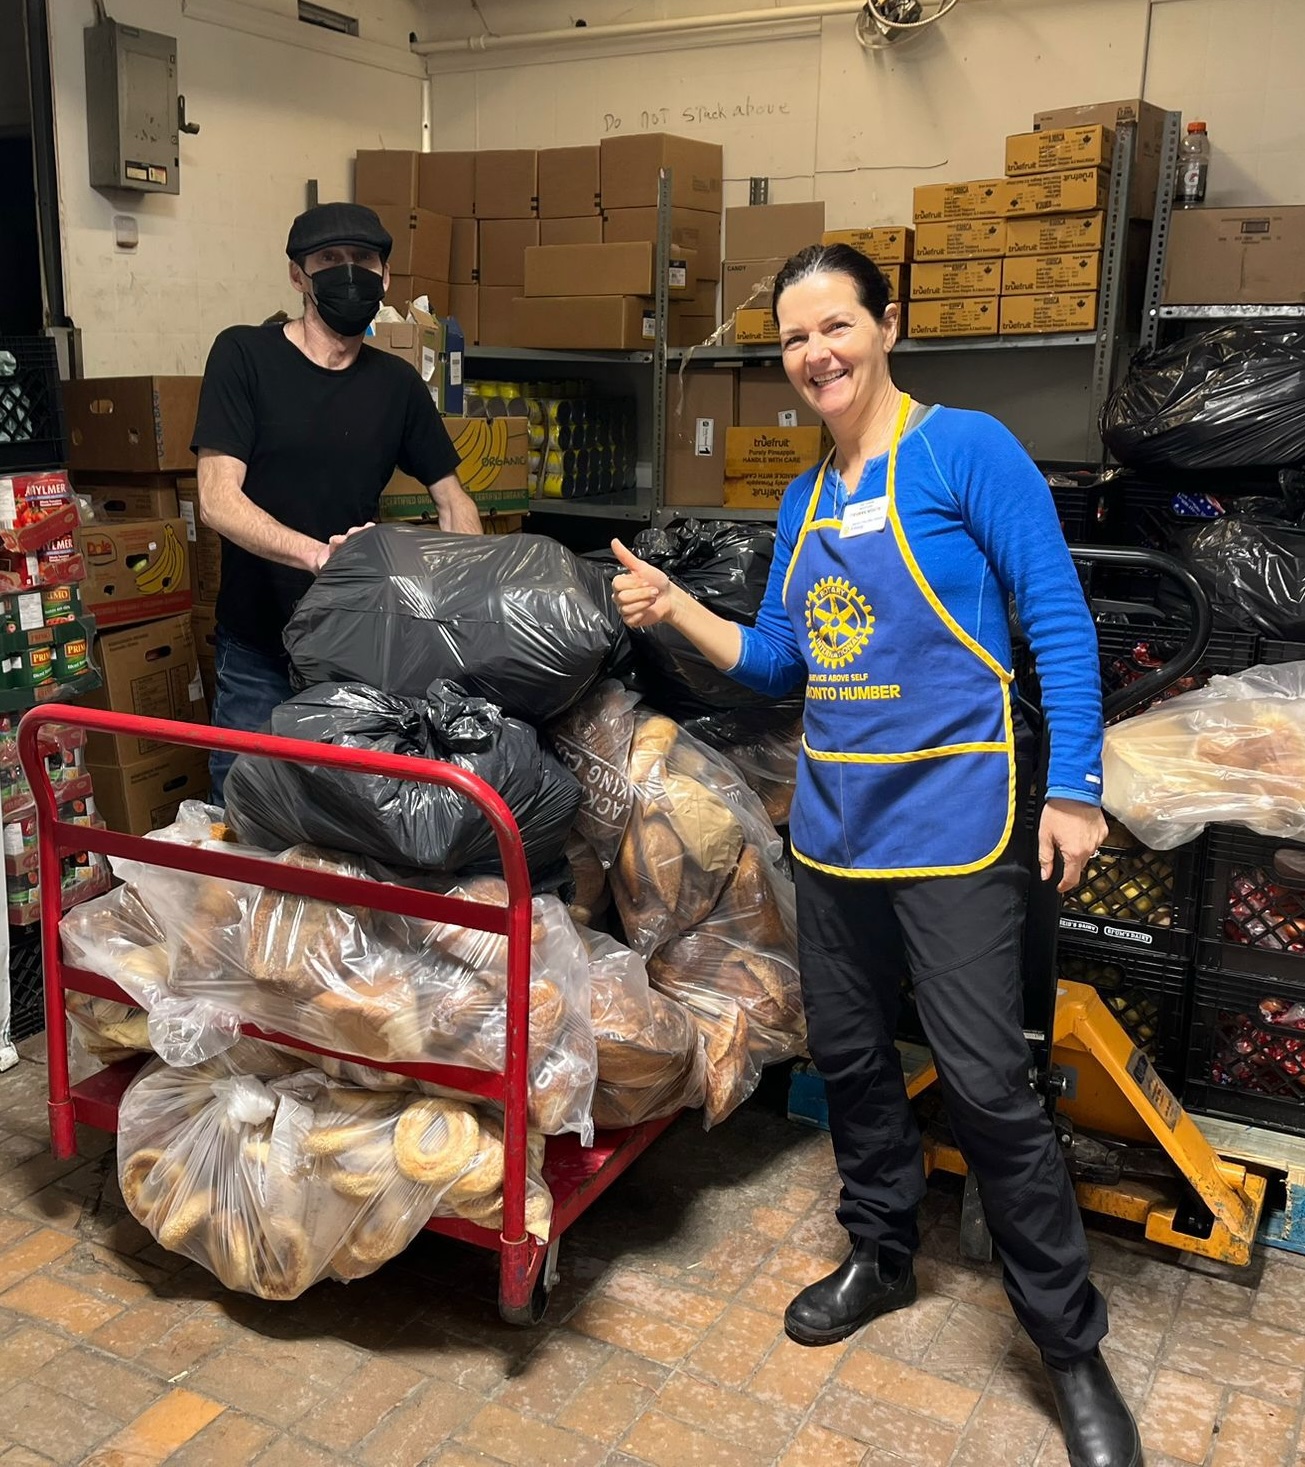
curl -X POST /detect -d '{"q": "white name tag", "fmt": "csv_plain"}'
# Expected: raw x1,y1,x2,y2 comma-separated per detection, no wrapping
840,497,888,537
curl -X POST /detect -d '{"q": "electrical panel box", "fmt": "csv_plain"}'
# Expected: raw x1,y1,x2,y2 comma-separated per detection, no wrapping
84,21,180,195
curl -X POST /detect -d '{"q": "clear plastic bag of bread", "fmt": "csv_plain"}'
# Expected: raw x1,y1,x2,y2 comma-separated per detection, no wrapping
581,926,707,1129
1103,661,1305,849
117,1050,552,1300
609,711,755,955
384,876,598,1143
565,830,609,929
547,680,640,869
715,715,802,828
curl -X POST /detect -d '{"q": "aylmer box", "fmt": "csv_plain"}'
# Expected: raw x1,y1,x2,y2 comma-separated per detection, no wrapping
64,377,201,474
724,427,827,509
83,610,207,766
76,517,192,628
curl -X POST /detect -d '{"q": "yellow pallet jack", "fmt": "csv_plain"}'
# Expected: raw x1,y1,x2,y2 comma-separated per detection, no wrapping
912,546,1267,1266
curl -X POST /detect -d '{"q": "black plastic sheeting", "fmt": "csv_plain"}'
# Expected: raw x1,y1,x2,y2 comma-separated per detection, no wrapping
1102,324,1305,471
283,526,631,724
223,681,582,878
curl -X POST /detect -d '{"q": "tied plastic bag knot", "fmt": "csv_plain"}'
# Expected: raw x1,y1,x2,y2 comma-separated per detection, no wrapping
211,1074,278,1128
423,681,502,752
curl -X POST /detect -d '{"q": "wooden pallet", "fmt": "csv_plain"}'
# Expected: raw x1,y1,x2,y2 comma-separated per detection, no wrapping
1194,1116,1305,1257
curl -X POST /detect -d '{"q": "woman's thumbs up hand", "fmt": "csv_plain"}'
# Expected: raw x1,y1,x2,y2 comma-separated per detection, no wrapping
610,538,676,628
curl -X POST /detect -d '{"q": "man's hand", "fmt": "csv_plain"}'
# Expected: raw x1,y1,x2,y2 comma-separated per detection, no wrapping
611,538,678,628
430,473,483,535
1038,797,1109,893
312,521,375,573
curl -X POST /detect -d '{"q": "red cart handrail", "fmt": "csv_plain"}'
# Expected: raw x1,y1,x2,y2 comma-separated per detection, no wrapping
18,704,539,1247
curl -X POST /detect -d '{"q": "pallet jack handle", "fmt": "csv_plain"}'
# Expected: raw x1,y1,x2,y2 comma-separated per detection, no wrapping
1022,545,1213,1084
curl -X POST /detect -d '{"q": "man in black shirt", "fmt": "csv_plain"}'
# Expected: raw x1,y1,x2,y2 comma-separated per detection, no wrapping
191,201,479,798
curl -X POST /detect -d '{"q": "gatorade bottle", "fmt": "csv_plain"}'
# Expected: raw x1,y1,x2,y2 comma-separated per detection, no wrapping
1176,120,1210,207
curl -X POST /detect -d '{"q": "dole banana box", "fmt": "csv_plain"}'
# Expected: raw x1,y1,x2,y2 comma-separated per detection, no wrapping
75,517,191,628
381,417,530,518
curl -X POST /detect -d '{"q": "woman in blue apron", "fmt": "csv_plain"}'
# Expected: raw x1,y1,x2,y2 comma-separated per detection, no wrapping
611,244,1140,1467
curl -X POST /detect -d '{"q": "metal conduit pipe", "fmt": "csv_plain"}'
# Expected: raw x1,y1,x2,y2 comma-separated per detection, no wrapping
410,2,868,55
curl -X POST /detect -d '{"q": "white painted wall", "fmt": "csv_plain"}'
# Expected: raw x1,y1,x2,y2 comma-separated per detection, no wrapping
49,0,427,374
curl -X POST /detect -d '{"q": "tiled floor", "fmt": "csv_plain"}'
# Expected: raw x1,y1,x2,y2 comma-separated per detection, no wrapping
1,1034,1303,1467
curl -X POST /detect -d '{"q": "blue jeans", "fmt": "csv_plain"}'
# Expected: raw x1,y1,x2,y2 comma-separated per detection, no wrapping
209,626,293,804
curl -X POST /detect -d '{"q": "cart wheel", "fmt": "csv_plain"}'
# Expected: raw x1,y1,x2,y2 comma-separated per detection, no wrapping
499,1239,559,1327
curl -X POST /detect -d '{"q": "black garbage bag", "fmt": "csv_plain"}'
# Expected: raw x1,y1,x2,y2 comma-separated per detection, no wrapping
1164,514,1305,641
588,519,804,720
223,681,583,877
1101,324,1305,471
284,525,630,723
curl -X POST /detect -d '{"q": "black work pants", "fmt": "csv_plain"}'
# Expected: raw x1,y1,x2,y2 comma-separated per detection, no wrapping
794,833,1109,1360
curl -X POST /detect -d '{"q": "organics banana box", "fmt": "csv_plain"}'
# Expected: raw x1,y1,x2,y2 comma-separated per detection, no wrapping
380,417,530,519
82,611,207,767
75,517,191,629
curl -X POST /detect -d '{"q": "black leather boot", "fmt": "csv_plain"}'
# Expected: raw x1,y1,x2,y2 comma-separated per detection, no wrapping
783,1237,916,1346
1043,1348,1143,1467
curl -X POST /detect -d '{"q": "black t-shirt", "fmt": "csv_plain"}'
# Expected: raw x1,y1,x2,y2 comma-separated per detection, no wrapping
191,322,461,652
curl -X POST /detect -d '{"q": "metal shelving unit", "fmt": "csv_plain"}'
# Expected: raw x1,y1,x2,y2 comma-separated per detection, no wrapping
668,333,1099,363
1159,303,1305,321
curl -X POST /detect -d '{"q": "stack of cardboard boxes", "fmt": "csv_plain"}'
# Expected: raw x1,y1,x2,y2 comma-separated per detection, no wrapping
63,377,211,834
357,134,724,351
908,98,1167,339
723,202,826,344
353,150,456,317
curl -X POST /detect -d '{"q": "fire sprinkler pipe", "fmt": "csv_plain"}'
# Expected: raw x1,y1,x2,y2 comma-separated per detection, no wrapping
410,2,869,55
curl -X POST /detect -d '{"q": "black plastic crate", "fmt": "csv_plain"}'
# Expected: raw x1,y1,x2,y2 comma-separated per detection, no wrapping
1199,826,1305,985
1056,941,1191,1087
1058,821,1202,957
1183,967,1305,1136
1095,621,1261,705
4,925,44,1044
1260,640,1305,667
0,337,68,473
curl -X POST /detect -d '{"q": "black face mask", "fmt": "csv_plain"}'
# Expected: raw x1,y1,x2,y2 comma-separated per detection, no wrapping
307,262,385,336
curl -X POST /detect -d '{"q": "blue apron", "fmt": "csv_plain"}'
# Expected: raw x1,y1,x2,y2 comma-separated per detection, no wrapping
782,391,1016,879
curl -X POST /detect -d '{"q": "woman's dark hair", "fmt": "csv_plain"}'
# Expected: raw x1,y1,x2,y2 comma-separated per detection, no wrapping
771,243,892,327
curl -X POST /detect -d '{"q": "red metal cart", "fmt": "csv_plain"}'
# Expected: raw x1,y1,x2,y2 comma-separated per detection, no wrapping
19,704,679,1324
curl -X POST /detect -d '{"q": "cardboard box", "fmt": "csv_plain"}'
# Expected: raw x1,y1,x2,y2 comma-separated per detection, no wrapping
76,517,192,627
1002,252,1102,295
371,206,452,281
383,277,450,318
477,285,517,346
909,260,1000,299
1004,211,1106,256
912,180,1006,224
999,169,1110,218
540,215,605,247
511,295,653,352
381,416,530,516
191,601,217,711
88,746,211,837
1005,125,1114,178
474,150,537,219
367,304,461,413
85,485,179,520
83,611,206,764
478,218,541,288
737,367,819,428
450,283,478,344
684,279,719,318
603,206,723,280
724,427,826,509
670,315,717,349
725,203,825,262
1000,292,1099,334
354,149,418,207
913,220,1008,261
1033,99,1168,218
450,218,477,285
523,241,696,299
1162,206,1305,306
65,377,201,474
417,151,475,217
538,146,601,218
174,482,221,605
906,298,999,338
599,133,723,213
821,226,914,264
734,309,780,345
665,367,736,507
722,257,787,318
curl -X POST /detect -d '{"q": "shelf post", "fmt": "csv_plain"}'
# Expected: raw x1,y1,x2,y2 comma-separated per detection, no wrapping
1140,110,1185,352
650,168,672,519
1087,120,1135,467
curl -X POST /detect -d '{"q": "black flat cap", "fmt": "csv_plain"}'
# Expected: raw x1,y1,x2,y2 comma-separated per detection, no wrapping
286,202,392,262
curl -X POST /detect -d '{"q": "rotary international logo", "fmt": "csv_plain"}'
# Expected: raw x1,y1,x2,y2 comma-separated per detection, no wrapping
805,575,875,669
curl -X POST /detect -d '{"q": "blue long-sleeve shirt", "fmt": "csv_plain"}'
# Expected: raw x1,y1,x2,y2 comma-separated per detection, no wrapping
730,405,1104,805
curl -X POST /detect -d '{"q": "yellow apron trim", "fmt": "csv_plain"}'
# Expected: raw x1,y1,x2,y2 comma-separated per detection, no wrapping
803,737,1010,764
781,447,836,603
